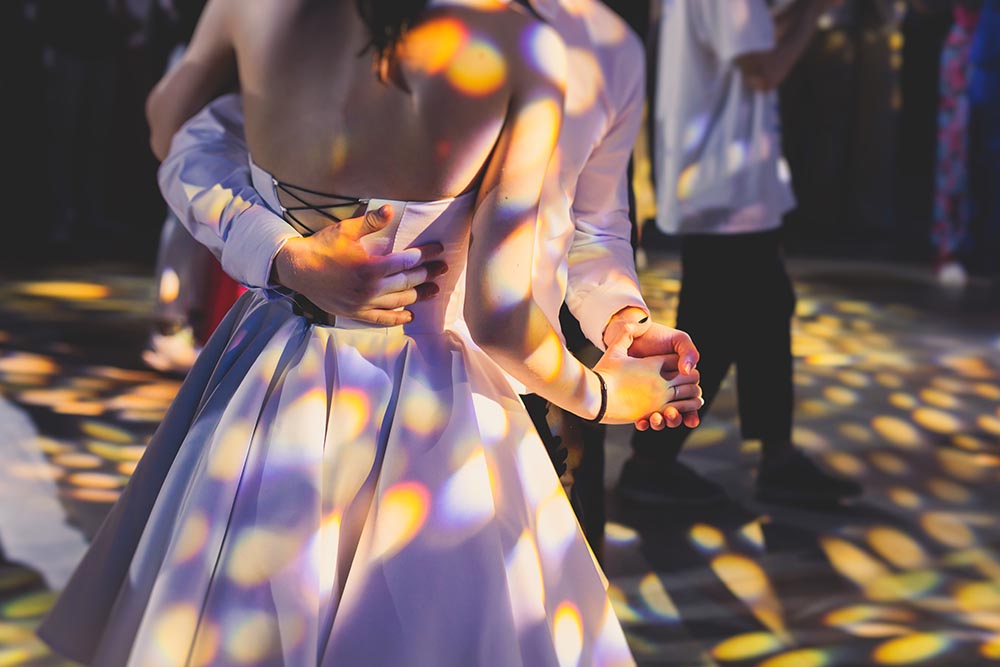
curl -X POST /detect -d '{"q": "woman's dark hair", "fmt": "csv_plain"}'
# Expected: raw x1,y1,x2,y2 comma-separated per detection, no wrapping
355,0,430,75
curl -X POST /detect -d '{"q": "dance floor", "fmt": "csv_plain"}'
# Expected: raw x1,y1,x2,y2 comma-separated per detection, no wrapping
0,253,997,666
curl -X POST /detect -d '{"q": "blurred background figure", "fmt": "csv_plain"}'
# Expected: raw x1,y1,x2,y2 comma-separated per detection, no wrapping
619,0,864,507
931,0,980,288
142,0,245,374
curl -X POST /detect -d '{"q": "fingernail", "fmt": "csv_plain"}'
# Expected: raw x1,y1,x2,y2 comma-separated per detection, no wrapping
378,204,392,217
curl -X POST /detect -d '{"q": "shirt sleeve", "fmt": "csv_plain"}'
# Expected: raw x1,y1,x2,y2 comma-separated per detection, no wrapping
156,93,300,289
692,0,776,65
564,34,649,351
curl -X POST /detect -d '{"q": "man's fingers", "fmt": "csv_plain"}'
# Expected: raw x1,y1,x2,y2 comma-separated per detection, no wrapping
365,283,440,310
682,411,701,428
634,418,650,431
648,412,665,430
674,332,700,375
352,307,414,326
375,261,447,296
375,243,446,277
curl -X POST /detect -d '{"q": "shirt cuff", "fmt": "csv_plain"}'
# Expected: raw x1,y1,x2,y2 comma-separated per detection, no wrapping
575,283,649,351
220,208,301,289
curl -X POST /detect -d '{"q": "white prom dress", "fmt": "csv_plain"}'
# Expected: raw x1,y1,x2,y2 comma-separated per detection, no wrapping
38,160,636,667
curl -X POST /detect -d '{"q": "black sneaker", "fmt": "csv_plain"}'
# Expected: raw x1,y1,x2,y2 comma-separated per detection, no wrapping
755,450,863,505
617,458,729,507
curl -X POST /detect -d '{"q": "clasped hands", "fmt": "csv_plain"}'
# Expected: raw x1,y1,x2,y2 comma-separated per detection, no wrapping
272,206,703,431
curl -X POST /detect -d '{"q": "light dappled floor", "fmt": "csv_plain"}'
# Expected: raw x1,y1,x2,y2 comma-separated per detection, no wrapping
0,254,997,666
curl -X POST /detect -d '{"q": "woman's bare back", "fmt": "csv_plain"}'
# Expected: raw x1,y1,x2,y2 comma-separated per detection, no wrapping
224,0,545,203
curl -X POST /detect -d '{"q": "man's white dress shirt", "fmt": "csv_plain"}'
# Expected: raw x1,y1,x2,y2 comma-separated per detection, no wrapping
158,0,648,352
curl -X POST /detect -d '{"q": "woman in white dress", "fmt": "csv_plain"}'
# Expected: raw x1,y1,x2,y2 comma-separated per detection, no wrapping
38,1,703,665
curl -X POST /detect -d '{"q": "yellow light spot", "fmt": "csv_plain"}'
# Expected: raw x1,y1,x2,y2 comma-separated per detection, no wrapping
825,452,865,477
405,18,466,74
825,605,915,626
66,487,121,503
174,512,210,565
919,388,960,409
15,281,110,301
820,537,889,586
845,623,914,638
913,407,963,434
225,611,277,664
227,528,300,587
956,582,1000,612
689,524,725,552
872,416,922,449
711,554,786,636
447,38,506,96
676,163,699,201
506,531,547,628
871,633,951,665
401,382,448,437
552,602,584,667
712,632,784,661
888,487,922,509
536,490,577,564
889,393,918,410
87,441,146,462
867,527,928,569
190,621,220,667
922,512,976,548
979,414,1000,436
208,424,252,481
866,570,940,602
974,382,1000,400
439,451,494,534
840,423,873,443
159,269,180,304
638,574,680,621
604,522,638,546
154,605,199,665
564,48,602,116
824,386,858,406
373,482,431,559
937,449,987,482
870,452,909,475
67,472,127,489
80,420,134,444
928,477,972,504
876,373,904,388
759,648,829,667
0,353,59,375
1,591,56,619
52,452,103,469
983,635,1000,659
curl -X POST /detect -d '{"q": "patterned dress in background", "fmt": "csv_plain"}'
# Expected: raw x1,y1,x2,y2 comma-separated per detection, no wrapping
932,3,980,263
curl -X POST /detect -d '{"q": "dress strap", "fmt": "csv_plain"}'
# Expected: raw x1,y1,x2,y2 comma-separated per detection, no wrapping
271,177,371,236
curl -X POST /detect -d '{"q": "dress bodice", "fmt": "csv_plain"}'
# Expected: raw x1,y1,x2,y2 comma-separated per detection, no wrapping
250,159,475,334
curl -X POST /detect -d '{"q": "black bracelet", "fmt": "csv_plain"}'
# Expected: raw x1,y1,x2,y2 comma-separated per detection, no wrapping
588,369,608,423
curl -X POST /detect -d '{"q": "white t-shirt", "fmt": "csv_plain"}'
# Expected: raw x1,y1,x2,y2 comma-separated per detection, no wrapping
653,0,796,235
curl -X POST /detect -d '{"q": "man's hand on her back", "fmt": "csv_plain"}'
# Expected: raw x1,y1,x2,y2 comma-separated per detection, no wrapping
272,205,448,326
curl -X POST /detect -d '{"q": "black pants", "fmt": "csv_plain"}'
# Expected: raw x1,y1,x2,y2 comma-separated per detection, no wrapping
631,230,796,465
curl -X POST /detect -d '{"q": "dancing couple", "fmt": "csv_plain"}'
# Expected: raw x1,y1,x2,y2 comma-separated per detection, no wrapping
39,0,702,664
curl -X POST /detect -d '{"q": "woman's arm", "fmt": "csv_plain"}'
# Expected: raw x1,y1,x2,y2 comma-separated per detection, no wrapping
465,24,691,424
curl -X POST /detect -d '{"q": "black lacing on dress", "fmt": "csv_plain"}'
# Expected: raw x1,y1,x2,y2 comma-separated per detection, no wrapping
271,177,370,236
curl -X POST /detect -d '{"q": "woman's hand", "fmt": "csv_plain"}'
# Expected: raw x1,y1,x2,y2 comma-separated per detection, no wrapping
593,330,704,425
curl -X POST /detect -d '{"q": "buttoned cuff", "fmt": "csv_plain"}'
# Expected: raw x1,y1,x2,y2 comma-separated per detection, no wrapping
575,284,648,351
220,208,301,289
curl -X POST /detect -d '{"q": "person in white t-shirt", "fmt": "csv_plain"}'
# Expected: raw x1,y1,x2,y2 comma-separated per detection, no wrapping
619,0,864,506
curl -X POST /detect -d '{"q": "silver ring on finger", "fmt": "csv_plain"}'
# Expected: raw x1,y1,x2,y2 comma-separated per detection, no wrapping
671,385,678,401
